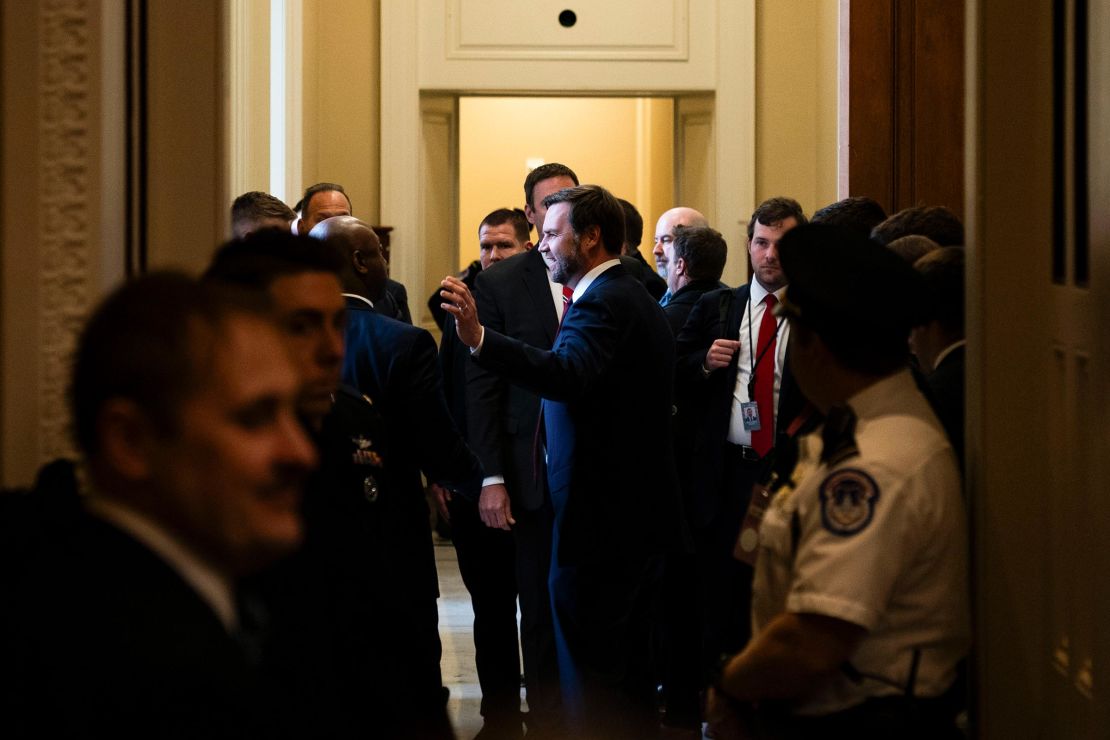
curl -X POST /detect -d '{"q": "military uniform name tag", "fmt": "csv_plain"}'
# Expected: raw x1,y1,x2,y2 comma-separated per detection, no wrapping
740,401,762,431
734,482,773,566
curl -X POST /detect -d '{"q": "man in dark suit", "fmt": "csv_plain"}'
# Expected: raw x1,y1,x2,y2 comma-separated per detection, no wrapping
2,273,317,738
618,198,667,300
652,205,710,305
207,226,476,738
442,184,687,739
434,208,534,737
463,163,578,734
661,224,729,336
911,246,966,469
673,196,807,718
656,223,729,732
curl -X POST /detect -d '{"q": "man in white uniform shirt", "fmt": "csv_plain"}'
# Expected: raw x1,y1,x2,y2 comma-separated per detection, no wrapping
711,223,969,738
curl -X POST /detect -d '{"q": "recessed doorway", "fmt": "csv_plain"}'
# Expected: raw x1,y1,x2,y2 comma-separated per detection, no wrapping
456,96,675,271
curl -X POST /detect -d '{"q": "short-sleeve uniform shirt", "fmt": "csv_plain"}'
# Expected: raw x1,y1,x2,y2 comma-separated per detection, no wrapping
752,369,970,716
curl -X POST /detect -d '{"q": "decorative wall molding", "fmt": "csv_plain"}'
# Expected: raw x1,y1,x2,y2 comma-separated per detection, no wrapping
38,0,94,462
446,0,688,62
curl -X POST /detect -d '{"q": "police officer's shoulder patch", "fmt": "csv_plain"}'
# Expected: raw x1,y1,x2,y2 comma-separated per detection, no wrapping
818,468,880,537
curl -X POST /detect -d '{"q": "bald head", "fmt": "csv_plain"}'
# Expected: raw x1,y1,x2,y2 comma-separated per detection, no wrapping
652,207,709,279
309,216,387,301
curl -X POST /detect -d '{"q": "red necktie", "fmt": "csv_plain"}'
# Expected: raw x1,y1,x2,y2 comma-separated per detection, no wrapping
751,294,778,457
533,286,575,481
558,285,573,330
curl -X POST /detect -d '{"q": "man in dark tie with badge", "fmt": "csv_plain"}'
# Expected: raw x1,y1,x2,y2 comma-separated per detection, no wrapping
709,223,969,739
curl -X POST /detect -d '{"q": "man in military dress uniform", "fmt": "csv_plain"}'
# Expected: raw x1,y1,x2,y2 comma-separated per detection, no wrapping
710,224,969,739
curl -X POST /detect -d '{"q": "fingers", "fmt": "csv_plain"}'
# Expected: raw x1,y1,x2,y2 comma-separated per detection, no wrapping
477,505,510,530
479,508,511,531
478,502,512,531
431,486,451,522
440,277,481,333
706,339,741,369
478,484,513,530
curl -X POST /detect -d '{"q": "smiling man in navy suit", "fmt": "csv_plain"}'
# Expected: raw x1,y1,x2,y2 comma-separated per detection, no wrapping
441,184,686,739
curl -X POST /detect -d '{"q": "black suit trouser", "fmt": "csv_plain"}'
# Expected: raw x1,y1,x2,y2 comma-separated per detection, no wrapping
512,499,561,727
696,449,761,680
549,552,663,740
448,494,522,719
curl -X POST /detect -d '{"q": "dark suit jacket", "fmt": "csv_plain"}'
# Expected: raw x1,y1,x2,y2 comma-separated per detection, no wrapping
663,278,725,336
621,251,668,300
342,298,482,584
675,284,806,528
376,277,413,324
3,495,259,739
476,262,686,566
467,248,559,511
439,313,471,434
928,343,965,469
343,296,482,492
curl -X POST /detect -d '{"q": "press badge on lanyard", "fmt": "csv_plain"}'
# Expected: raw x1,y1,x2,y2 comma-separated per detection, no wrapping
740,400,762,432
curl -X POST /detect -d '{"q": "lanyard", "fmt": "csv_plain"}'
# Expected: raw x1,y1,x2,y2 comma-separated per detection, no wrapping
745,293,784,400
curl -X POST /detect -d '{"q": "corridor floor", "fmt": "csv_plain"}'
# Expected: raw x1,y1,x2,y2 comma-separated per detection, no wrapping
436,540,518,738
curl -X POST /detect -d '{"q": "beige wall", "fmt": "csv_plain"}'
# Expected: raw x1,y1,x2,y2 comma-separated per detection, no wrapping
457,96,673,270
754,0,839,217
1,0,129,485
227,0,272,199
145,0,227,273
642,97,677,255
300,0,379,223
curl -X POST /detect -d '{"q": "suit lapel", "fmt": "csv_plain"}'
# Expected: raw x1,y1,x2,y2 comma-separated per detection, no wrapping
522,250,559,343
726,283,750,338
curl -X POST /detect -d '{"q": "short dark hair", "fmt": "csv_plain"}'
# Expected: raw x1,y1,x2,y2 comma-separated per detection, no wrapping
618,199,644,248
809,196,887,240
747,196,807,241
524,163,579,210
871,205,964,247
479,208,531,243
204,229,345,290
301,182,352,217
231,191,296,237
888,234,940,264
914,246,965,336
672,225,727,283
542,184,625,255
71,273,271,456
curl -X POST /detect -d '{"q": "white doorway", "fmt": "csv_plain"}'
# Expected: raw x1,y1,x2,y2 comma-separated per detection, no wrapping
382,1,755,329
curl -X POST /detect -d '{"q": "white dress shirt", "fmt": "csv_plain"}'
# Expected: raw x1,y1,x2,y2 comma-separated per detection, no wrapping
726,280,790,446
